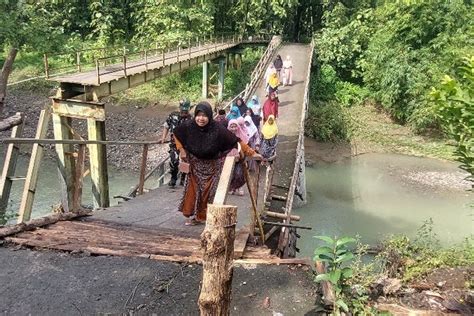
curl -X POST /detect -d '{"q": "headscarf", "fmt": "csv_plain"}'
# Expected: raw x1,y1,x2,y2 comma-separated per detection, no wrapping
226,105,241,120
248,95,261,116
244,115,258,139
246,108,261,129
283,55,292,68
227,119,248,144
174,102,239,160
261,115,278,140
235,97,248,116
236,117,249,143
263,92,279,121
268,73,279,89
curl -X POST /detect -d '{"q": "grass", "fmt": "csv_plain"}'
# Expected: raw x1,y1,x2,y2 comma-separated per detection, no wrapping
348,102,455,161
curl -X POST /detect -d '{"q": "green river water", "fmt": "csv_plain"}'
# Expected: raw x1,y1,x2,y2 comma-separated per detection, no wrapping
295,153,473,258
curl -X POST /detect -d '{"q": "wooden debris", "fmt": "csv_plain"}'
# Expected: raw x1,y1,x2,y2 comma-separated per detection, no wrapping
0,209,92,238
315,261,336,307
264,211,300,221
198,204,237,316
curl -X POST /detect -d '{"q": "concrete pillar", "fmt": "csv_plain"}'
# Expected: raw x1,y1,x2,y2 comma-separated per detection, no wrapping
202,61,209,99
235,53,242,70
217,57,226,101
87,119,110,208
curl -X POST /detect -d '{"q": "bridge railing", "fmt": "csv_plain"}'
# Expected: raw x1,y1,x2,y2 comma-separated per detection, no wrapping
277,38,315,257
0,137,169,223
44,33,272,82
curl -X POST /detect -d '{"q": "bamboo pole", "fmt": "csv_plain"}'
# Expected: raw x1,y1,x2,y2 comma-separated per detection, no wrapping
137,144,148,195
198,203,237,316
243,160,265,245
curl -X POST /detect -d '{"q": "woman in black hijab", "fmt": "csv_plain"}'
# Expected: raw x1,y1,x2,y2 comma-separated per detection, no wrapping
174,101,261,225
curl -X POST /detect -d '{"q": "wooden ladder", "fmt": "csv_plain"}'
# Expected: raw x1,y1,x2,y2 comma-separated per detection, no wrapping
0,108,51,223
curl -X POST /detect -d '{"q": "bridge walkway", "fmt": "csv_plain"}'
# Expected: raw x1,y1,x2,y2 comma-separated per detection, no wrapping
3,42,313,262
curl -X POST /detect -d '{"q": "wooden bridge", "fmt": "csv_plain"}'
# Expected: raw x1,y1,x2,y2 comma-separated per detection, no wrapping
0,35,314,262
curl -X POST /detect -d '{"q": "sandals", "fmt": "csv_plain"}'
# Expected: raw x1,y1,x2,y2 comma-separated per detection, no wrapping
185,218,204,226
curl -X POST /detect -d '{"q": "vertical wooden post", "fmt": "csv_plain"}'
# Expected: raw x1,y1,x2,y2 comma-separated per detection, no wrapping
76,52,81,72
202,61,208,99
17,108,51,223
95,60,100,85
188,38,192,59
217,57,225,101
198,203,237,316
52,113,76,213
72,144,86,211
177,45,180,62
0,114,24,216
137,144,148,195
144,49,148,71
123,55,127,76
44,54,49,78
162,50,165,67
87,119,109,208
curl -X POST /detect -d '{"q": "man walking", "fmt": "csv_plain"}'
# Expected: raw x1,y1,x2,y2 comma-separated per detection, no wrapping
160,98,192,187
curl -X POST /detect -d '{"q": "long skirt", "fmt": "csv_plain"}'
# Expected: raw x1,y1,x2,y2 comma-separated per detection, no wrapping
179,154,224,221
229,160,245,192
260,136,278,160
283,67,293,85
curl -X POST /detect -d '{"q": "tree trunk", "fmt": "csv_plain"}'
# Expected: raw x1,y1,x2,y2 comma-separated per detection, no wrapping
0,48,18,117
198,203,237,316
0,112,23,131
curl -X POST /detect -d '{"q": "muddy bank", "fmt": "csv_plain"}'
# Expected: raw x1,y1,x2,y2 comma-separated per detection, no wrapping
0,87,176,171
0,246,318,315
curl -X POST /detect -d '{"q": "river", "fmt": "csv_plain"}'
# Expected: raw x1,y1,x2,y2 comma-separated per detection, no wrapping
295,153,473,258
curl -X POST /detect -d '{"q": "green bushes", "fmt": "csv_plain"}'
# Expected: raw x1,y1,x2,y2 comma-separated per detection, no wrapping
313,1,474,132
430,56,474,187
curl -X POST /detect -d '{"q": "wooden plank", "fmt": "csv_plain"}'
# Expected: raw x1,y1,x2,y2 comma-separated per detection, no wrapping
264,210,300,221
87,118,109,208
233,258,312,266
52,98,105,121
0,115,24,216
212,156,235,205
1,138,166,146
233,227,250,259
52,114,76,212
17,109,51,223
0,209,92,238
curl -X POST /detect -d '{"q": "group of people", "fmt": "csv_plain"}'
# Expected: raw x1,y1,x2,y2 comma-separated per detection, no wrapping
160,54,293,226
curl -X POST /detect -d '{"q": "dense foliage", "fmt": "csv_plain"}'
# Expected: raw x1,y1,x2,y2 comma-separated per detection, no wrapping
430,57,474,187
312,0,473,132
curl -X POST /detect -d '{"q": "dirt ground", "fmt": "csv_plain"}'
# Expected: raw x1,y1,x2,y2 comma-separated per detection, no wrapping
0,246,318,315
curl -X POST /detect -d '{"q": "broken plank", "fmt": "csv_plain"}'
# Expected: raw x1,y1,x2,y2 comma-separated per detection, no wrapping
233,227,250,259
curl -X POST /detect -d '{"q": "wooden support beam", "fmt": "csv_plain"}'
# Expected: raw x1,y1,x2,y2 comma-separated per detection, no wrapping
233,226,250,259
18,108,51,223
51,98,105,121
72,144,86,211
264,211,300,221
87,118,109,208
0,114,24,217
202,61,208,99
212,156,235,205
52,114,76,213
198,203,237,316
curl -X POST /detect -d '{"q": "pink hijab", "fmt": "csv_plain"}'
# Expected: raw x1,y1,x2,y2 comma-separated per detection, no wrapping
228,119,249,144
